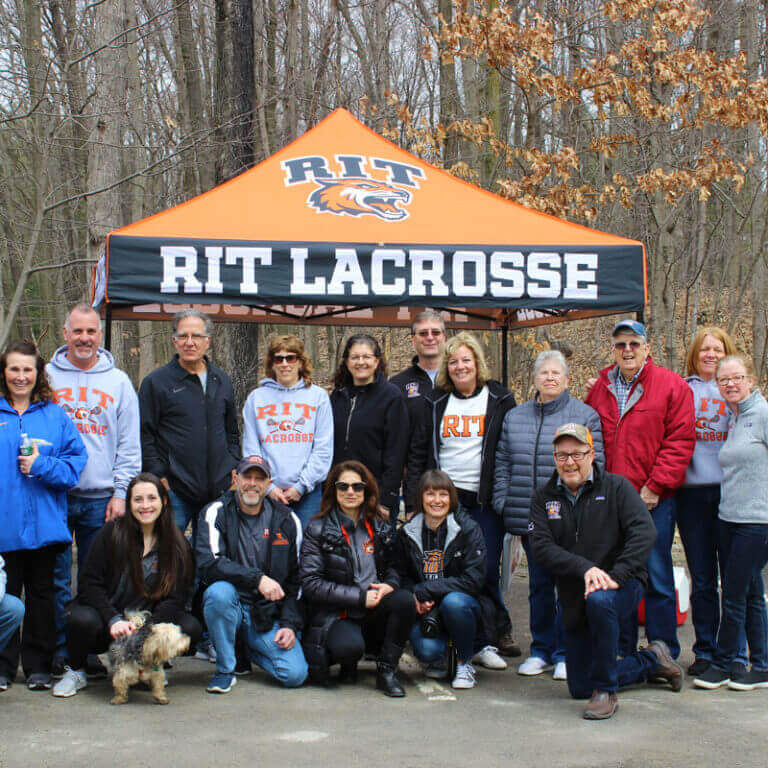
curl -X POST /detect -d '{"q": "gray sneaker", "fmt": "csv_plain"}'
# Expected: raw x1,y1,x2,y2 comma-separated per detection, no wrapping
52,667,87,698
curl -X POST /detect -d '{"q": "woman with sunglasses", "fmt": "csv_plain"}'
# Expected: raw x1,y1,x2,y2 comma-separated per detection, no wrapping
330,334,408,525
243,334,333,529
52,472,200,698
299,461,417,696
693,354,768,691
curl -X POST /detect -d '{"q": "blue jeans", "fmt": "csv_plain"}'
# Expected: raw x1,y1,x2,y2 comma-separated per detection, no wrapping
566,580,658,698
713,522,768,672
169,489,201,537
203,581,307,687
620,496,679,658
53,496,110,654
410,591,481,663
289,486,322,530
522,536,565,664
0,594,25,657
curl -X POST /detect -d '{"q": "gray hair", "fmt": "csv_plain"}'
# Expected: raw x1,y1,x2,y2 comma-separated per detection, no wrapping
172,308,213,336
411,309,445,334
533,349,569,378
65,303,102,331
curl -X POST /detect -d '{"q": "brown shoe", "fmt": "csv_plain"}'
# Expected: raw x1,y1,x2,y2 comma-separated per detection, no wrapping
496,631,522,658
646,640,684,692
583,690,618,720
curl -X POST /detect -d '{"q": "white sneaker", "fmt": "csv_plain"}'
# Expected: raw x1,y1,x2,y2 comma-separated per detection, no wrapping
553,661,567,680
452,662,477,689
518,656,554,676
194,641,217,664
52,667,87,698
472,645,508,670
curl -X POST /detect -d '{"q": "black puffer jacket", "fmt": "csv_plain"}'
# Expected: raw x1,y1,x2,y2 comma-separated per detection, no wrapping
299,511,398,681
330,372,408,512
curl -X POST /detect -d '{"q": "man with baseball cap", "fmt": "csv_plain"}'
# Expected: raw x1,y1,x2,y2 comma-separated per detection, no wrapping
529,423,683,719
586,319,694,660
196,455,307,693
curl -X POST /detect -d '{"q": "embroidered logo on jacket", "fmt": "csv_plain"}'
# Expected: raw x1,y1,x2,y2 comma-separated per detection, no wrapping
545,500,562,520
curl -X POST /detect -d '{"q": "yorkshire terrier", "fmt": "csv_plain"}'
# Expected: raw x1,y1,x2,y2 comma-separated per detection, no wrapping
108,613,190,705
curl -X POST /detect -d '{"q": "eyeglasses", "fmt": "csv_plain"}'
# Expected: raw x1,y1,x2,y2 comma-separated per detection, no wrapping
173,333,208,343
717,374,747,385
413,329,443,338
554,450,591,463
612,341,643,351
335,481,366,493
348,354,376,363
273,353,298,364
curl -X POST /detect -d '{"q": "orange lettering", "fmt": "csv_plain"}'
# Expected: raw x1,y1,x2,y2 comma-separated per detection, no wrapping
93,389,114,409
442,415,460,437
53,387,73,403
257,405,277,418
297,403,317,418
461,415,472,437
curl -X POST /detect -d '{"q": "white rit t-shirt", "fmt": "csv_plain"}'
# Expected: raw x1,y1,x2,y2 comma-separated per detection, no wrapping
438,386,488,492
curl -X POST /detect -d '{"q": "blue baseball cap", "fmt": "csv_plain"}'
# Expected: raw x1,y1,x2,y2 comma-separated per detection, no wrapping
611,319,647,340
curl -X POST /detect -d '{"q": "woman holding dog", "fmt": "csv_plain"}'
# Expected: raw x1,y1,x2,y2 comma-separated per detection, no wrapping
53,472,200,698
0,339,87,692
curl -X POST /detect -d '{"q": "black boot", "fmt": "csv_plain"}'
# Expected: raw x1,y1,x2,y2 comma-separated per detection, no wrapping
338,662,358,684
376,642,406,697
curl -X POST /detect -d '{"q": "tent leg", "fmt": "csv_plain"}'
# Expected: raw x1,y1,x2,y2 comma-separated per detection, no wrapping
501,326,509,386
104,306,113,351
636,309,645,324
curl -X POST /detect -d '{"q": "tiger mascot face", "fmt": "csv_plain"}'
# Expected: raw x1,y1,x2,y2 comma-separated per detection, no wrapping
307,178,412,221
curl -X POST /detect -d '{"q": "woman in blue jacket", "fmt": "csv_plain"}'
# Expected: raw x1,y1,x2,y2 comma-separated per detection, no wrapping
0,340,87,691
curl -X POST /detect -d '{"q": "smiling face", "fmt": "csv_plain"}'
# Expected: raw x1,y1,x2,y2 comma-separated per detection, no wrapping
411,320,445,367
716,359,753,407
272,348,301,387
422,486,451,527
447,345,478,394
63,309,102,370
172,316,210,368
130,481,164,531
346,342,378,386
553,436,595,492
611,332,650,380
235,467,270,512
535,360,568,402
697,334,726,381
4,352,38,406
335,469,366,517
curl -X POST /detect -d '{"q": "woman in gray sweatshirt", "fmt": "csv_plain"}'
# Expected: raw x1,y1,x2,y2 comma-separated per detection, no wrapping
693,353,768,692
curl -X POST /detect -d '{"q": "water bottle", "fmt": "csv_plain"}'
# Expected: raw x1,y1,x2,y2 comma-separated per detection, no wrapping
19,433,34,478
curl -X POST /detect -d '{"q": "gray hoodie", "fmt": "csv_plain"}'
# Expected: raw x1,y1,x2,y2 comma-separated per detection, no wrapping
718,389,768,524
46,347,141,499
683,375,731,486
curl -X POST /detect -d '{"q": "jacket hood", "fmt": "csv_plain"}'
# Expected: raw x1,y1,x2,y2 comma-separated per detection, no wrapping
258,377,310,392
403,512,461,553
48,346,116,374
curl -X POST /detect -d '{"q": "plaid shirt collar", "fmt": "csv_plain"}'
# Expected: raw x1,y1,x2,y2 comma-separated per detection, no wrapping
610,363,644,416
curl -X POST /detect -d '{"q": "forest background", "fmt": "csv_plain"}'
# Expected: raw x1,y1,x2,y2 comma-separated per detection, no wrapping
1,0,767,406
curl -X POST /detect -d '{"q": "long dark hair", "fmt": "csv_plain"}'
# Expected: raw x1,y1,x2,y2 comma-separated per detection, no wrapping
0,339,54,404
415,469,459,516
332,334,387,389
112,473,193,600
318,461,380,522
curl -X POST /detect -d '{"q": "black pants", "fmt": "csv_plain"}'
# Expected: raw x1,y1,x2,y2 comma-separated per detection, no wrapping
0,545,59,679
67,604,203,669
326,589,417,665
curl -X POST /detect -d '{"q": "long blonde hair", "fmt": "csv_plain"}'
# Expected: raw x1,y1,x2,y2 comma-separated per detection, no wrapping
436,332,491,392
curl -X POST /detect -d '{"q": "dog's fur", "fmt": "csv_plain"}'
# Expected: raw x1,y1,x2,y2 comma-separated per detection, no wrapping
108,613,190,705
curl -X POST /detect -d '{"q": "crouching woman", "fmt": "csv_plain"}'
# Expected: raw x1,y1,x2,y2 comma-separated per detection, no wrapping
299,461,418,696
396,470,504,690
52,473,201,697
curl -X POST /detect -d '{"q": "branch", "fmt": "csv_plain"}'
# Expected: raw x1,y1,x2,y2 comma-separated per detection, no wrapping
27,258,97,274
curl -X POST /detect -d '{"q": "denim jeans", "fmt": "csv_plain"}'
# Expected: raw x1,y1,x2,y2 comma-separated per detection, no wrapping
168,489,201,538
713,521,768,672
289,485,322,530
203,580,307,687
0,594,25,657
53,495,110,654
522,535,565,664
620,496,679,658
566,580,658,698
410,591,482,663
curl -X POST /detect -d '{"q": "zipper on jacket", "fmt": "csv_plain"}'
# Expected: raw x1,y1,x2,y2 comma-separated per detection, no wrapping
344,394,357,450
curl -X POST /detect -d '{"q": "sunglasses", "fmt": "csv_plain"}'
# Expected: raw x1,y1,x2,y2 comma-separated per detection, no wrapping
612,340,644,351
273,353,298,364
413,329,443,338
335,481,366,493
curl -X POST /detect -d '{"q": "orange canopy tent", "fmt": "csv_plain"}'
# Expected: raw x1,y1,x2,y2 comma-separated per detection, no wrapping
93,108,646,345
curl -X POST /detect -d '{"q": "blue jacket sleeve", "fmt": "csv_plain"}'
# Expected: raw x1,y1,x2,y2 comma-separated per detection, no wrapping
32,410,87,490
492,410,514,515
112,378,141,500
296,389,333,495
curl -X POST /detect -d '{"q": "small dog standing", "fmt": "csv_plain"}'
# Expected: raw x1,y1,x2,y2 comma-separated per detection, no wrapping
109,613,190,705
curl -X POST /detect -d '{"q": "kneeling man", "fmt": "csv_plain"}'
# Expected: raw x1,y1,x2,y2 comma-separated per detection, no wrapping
530,424,683,720
197,455,308,693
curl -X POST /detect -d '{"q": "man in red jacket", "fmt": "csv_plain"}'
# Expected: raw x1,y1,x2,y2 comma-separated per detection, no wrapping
585,319,695,659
